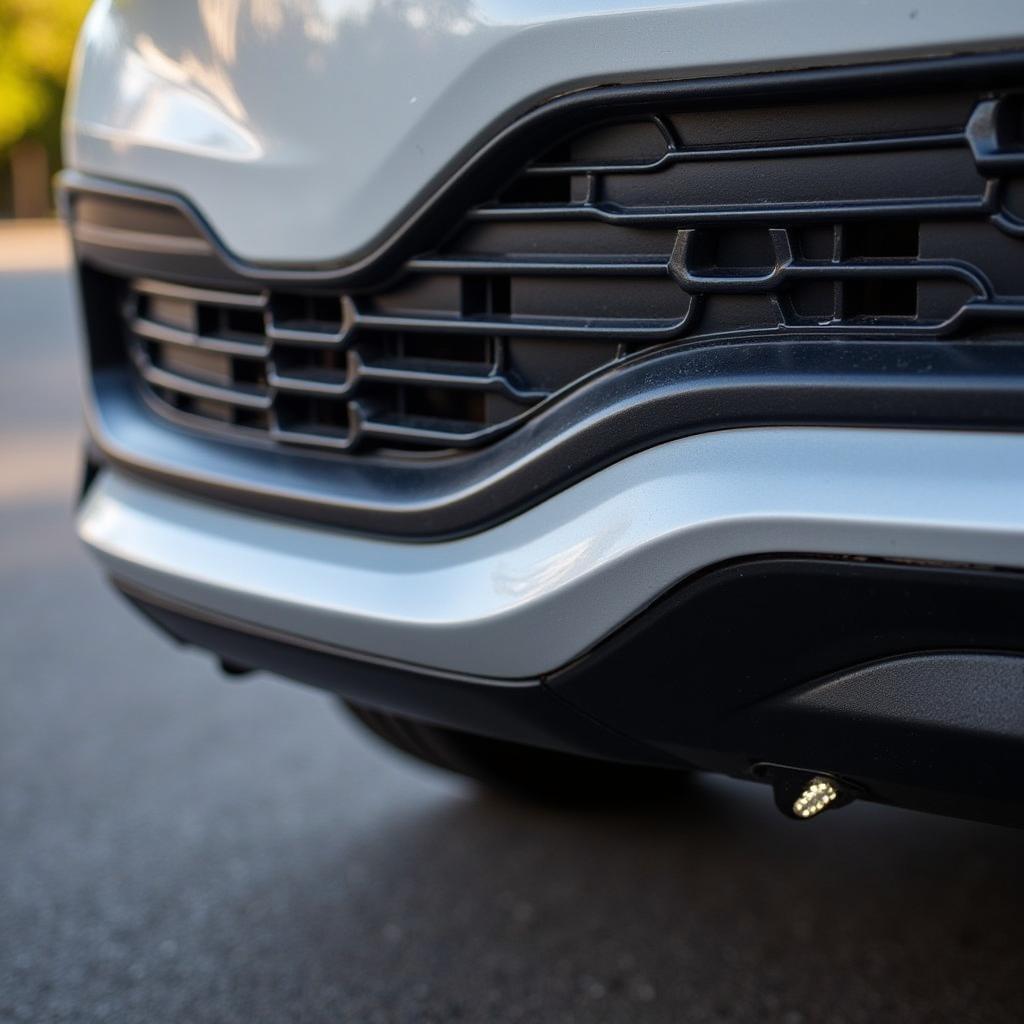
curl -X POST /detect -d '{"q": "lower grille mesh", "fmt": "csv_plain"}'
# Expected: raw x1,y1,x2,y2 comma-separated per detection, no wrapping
125,277,566,451
93,81,1024,455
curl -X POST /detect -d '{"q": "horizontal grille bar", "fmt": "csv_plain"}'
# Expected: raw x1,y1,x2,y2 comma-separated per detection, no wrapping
525,130,969,174
470,195,995,226
405,256,670,276
130,316,271,358
133,277,265,308
104,83,1024,457
353,308,696,341
130,348,273,410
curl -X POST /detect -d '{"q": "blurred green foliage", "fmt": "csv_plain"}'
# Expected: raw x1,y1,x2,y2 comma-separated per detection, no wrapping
0,0,92,208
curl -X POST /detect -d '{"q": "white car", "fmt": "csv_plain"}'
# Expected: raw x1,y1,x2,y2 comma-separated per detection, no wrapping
64,0,1024,823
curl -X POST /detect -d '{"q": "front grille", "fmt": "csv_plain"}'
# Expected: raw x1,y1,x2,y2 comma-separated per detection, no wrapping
123,277,551,451
93,82,1024,455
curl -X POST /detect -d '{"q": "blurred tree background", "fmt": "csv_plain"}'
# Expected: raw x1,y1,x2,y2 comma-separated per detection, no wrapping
0,0,92,217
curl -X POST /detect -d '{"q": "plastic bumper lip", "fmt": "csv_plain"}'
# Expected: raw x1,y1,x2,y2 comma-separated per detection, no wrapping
78,425,1024,680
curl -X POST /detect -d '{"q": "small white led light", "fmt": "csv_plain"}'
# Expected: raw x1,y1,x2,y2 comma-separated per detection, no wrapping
792,777,840,819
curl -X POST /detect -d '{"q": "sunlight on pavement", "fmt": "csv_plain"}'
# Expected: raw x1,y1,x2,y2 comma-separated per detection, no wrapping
0,219,80,506
2,432,79,504
0,218,72,272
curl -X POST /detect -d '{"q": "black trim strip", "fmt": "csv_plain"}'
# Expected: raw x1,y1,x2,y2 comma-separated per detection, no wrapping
113,575,534,687
86,337,1024,539
547,555,1024,826
526,127,968,175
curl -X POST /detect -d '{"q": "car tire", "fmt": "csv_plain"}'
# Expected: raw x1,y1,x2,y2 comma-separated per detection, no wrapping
342,700,686,802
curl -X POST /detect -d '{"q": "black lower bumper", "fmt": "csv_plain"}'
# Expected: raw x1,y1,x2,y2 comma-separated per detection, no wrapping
121,555,1024,828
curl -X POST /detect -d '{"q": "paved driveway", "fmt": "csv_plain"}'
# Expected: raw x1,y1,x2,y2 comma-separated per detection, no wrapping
2,221,1023,1023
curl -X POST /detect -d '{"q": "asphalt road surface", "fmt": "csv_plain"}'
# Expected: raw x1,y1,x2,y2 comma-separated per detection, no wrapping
3,221,1024,1024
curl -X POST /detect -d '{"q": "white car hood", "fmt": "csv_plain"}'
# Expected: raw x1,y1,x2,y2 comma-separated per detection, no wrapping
66,0,1024,265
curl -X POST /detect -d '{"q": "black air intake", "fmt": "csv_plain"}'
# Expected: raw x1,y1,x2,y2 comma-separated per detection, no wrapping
74,75,1024,458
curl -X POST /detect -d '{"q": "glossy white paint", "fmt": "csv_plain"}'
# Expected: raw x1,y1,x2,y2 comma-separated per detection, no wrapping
79,427,1024,679
66,0,1024,265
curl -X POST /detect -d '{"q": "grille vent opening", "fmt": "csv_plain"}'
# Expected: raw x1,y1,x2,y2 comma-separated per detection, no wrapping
222,307,265,337
843,279,918,319
499,175,574,205
269,293,344,335
148,294,195,331
105,84,1024,457
276,395,351,444
403,388,487,428
844,221,919,258
400,333,492,364
688,228,776,272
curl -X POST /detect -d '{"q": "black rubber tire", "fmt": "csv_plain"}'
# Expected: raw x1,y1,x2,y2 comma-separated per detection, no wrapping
342,701,685,803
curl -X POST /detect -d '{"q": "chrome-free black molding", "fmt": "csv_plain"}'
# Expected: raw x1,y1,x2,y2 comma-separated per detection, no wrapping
549,555,1024,825
86,337,1024,538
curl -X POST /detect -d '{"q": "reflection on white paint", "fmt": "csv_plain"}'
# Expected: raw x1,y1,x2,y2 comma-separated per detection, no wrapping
66,0,1024,261
491,518,632,603
75,30,262,161
199,0,243,65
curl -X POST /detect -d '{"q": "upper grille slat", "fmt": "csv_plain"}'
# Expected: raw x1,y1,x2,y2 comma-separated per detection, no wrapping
131,351,273,411
108,81,1024,456
524,129,969,175
130,316,271,359
132,277,266,309
354,308,695,341
405,256,669,276
469,195,993,225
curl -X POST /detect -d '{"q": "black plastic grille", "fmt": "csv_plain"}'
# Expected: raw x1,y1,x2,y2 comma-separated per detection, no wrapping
124,279,546,450
112,86,1024,455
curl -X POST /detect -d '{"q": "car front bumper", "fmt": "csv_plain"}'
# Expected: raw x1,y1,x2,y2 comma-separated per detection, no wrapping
79,424,1024,681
